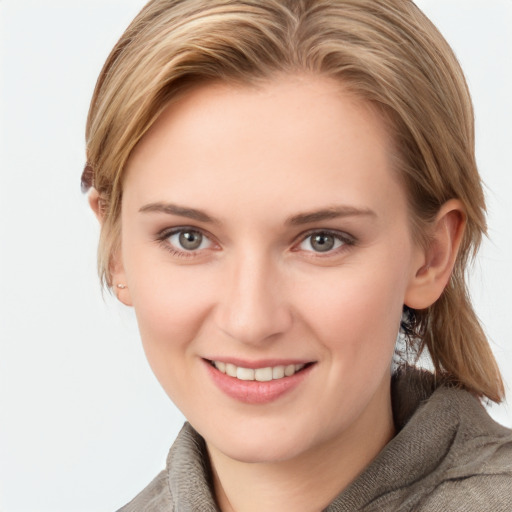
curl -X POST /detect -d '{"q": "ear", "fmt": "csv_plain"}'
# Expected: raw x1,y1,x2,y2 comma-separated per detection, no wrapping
88,188,104,222
88,189,133,307
110,252,133,307
404,199,466,309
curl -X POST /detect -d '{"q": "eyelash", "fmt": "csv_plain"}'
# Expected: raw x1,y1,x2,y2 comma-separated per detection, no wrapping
294,229,356,257
155,227,356,258
155,226,216,259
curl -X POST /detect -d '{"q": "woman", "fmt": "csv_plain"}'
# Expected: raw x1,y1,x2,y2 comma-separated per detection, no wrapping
82,0,512,510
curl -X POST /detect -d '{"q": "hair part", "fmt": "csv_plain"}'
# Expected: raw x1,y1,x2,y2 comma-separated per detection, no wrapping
84,0,504,402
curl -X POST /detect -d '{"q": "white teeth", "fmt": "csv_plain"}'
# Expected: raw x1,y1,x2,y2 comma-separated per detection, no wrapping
255,367,273,382
237,367,255,381
284,364,296,377
272,366,285,379
212,361,307,381
225,363,237,377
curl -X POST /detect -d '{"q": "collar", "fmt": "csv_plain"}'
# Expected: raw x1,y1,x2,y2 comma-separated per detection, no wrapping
165,368,509,511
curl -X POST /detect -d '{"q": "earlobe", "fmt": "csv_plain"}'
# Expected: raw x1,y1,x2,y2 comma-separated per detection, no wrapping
112,259,133,306
405,199,466,309
111,254,133,307
114,281,133,306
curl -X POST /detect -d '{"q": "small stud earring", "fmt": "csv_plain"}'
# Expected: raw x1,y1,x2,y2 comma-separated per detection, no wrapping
116,284,127,289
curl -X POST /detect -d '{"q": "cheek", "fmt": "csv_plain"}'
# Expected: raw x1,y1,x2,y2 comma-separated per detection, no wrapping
128,268,217,407
296,254,410,362
131,271,212,346
122,239,216,369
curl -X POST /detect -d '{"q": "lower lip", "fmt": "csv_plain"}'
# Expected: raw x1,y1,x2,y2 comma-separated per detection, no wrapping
203,360,314,404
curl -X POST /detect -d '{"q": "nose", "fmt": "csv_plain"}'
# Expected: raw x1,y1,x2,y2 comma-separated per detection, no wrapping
214,252,293,346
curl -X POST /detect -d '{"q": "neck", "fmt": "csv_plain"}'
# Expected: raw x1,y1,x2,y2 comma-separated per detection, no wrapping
207,381,395,512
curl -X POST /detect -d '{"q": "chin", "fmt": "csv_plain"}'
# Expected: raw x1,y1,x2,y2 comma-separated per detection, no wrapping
201,418,321,464
216,437,306,464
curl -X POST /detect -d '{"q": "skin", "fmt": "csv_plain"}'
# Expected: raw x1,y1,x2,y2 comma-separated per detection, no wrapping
92,75,465,511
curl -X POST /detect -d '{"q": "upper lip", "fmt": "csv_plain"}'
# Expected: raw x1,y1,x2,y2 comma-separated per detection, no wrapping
203,357,315,369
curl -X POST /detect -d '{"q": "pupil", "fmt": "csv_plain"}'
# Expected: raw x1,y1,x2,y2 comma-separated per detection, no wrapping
312,233,334,252
179,231,202,250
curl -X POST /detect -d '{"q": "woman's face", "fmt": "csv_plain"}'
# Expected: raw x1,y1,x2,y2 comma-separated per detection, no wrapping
117,76,425,463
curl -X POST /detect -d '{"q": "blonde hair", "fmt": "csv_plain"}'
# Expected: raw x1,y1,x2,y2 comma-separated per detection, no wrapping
84,0,504,402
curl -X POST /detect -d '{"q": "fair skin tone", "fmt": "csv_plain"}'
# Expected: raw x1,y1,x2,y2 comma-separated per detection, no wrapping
91,75,465,512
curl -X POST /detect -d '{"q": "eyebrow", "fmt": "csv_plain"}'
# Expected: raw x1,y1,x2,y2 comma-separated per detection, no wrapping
139,202,216,223
139,202,376,225
286,206,376,225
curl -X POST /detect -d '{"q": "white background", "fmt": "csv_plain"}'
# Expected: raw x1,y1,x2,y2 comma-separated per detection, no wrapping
0,1,511,511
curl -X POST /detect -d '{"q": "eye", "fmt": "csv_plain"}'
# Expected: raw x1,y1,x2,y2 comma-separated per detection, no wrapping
298,231,352,253
167,228,213,252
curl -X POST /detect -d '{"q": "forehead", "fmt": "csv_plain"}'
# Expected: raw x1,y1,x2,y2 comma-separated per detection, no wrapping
123,75,406,223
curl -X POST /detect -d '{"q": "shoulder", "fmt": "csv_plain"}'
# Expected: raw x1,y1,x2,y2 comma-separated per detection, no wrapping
385,428,512,512
116,470,173,512
417,473,512,511
420,425,512,511
362,370,512,512
114,423,217,512
405,384,512,511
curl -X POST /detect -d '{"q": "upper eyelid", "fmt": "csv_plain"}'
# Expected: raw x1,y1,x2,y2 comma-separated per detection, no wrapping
155,227,218,260
156,226,218,250
295,228,356,244
157,225,213,239
291,230,356,257
155,226,356,250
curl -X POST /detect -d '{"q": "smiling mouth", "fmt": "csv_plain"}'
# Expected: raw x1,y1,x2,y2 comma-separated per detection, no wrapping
208,360,313,382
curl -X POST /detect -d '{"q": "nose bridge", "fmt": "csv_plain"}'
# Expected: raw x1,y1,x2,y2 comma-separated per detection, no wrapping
215,247,292,345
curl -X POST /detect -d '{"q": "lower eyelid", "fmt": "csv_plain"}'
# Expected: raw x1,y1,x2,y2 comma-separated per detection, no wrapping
155,227,219,258
157,239,207,259
164,246,201,258
297,231,355,250
155,228,355,258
